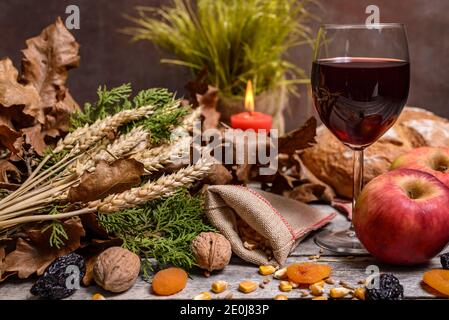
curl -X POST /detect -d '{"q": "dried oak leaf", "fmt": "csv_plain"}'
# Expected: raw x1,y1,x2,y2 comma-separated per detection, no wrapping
68,159,144,203
289,155,335,203
0,160,21,184
3,217,85,279
185,67,209,107
204,164,233,185
21,16,80,110
21,124,47,156
278,117,317,154
0,58,44,123
198,86,221,130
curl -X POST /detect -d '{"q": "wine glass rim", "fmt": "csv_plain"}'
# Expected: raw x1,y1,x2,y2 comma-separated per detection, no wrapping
321,23,405,29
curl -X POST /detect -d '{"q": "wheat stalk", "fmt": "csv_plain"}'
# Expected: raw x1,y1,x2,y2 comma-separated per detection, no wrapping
72,127,150,174
54,105,155,153
0,160,212,228
88,160,211,213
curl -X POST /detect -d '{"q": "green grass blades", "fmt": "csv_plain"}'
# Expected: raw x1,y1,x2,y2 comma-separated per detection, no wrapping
123,0,315,98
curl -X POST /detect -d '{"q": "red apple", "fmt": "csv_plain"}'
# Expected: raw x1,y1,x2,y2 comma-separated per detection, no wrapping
391,147,449,187
353,168,449,265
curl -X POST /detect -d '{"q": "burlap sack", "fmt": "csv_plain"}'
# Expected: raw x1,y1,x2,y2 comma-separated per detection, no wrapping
205,185,336,267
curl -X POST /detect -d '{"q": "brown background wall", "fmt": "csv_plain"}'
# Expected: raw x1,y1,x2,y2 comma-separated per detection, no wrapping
1,0,448,131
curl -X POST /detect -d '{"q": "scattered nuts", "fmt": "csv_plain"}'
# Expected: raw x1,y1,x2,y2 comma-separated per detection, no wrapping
259,265,276,276
309,283,324,296
279,281,293,292
239,281,258,294
93,247,141,293
274,294,288,300
290,281,299,289
92,293,106,300
259,283,265,289
274,267,288,280
211,280,228,294
300,290,309,297
243,240,258,250
191,232,232,273
339,280,355,290
312,296,328,300
353,287,366,300
324,278,335,285
263,277,271,284
194,292,212,300
330,287,351,299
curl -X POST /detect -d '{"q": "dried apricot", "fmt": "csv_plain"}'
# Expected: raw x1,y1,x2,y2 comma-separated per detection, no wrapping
422,269,449,296
152,267,188,296
286,263,332,284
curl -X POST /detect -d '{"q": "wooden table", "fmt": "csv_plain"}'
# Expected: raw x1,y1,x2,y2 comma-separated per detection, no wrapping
0,205,445,300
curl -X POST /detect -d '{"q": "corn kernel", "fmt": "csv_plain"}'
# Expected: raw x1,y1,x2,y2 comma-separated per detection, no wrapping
312,296,328,300
273,267,287,280
313,280,325,287
279,281,293,292
259,265,276,276
194,292,212,300
353,287,366,300
92,293,106,300
211,280,228,294
309,283,324,296
274,294,288,300
330,287,351,299
290,281,299,289
238,281,258,294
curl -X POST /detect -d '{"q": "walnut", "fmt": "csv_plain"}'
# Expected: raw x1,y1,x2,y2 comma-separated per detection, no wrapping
191,232,232,272
93,247,141,293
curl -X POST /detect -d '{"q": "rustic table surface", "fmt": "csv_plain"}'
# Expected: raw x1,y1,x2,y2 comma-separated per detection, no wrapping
0,205,445,300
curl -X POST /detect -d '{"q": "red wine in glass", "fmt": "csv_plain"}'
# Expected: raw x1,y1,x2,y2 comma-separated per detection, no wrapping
311,23,410,254
312,57,410,148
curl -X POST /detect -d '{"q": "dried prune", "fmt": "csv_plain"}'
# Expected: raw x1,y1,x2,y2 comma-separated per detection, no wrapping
366,273,404,300
30,253,85,300
440,252,449,270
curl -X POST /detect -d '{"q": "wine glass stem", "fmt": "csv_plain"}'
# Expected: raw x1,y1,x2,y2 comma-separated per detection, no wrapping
349,148,364,236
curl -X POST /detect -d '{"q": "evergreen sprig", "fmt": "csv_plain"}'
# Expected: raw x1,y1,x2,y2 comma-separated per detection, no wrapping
40,205,70,249
70,84,189,145
97,189,216,276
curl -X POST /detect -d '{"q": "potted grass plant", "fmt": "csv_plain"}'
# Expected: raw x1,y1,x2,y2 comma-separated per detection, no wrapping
123,0,315,133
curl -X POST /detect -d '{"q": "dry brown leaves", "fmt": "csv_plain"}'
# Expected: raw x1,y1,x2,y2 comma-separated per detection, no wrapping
0,17,79,156
278,117,317,154
185,68,221,130
68,159,145,203
2,217,85,279
0,160,21,184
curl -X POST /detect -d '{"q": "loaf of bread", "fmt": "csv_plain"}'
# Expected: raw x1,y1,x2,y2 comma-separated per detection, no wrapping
301,107,449,198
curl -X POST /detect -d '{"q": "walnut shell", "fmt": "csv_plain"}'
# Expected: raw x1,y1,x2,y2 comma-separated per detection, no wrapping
191,232,231,272
93,247,141,293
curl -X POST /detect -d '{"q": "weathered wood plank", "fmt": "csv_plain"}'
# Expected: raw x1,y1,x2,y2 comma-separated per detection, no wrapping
0,255,441,300
0,205,445,300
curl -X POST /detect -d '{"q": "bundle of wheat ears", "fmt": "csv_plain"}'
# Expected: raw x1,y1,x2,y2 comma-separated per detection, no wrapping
0,85,211,234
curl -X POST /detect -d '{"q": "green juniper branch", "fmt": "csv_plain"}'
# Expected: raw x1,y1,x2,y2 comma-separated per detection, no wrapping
97,190,216,276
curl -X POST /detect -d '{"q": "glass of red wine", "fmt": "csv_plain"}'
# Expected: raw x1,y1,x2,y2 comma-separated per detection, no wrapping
311,23,410,254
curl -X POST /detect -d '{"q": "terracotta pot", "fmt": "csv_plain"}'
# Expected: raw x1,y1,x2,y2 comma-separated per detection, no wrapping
216,85,288,134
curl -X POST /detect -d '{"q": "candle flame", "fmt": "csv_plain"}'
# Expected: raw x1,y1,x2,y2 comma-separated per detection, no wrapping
245,80,255,113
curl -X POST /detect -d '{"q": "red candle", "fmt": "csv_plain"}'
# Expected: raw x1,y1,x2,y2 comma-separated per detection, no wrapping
230,80,273,132
231,111,272,131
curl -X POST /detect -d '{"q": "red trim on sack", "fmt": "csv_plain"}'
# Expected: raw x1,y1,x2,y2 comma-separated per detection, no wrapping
296,212,337,238
235,185,296,241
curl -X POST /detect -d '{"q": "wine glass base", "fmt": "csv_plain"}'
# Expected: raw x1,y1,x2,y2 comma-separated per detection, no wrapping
315,229,369,255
